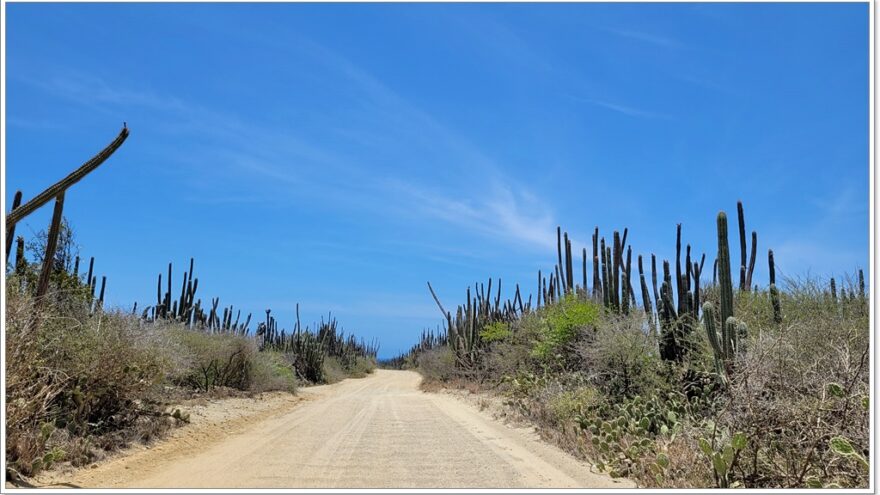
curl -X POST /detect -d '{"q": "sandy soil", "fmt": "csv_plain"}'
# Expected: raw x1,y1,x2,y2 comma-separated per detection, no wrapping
31,370,633,489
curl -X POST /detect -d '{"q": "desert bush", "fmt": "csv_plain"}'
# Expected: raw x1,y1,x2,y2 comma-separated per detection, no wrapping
249,351,298,393
5,284,171,478
479,321,511,343
416,346,457,382
708,277,869,488
169,329,257,392
533,295,599,361
578,313,666,398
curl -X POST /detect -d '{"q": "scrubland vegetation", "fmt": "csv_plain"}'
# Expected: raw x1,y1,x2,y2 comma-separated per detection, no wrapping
5,223,377,480
389,202,869,488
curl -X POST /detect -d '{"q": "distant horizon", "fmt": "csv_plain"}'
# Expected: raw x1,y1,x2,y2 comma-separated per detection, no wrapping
5,3,869,358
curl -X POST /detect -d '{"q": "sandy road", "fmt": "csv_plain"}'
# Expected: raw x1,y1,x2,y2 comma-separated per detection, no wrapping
49,370,632,489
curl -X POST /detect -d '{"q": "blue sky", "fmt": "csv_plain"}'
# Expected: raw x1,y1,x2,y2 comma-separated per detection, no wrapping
5,3,869,358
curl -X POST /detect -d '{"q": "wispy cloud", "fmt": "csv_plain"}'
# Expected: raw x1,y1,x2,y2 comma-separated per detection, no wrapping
602,27,684,49
565,94,672,120
383,178,557,251
810,185,868,219
18,37,563,255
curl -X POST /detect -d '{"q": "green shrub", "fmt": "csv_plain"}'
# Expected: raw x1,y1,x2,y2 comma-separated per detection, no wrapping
479,321,511,343
533,295,599,360
249,351,298,393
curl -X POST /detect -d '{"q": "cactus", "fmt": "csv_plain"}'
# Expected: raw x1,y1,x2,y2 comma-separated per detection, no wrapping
703,302,748,377
612,231,622,310
770,284,783,324
675,224,683,311
592,228,601,300
14,237,25,275
557,226,565,293
858,269,865,299
746,231,757,289
651,254,659,310
5,190,22,264
601,239,609,308
582,247,588,293
702,303,723,373
638,255,654,330
35,193,65,303
737,201,747,291
716,212,735,327
692,259,702,320
96,276,106,312
768,249,776,285
6,126,129,229
565,233,574,293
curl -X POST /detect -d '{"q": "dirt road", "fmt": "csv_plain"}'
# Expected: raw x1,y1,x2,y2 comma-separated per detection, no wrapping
48,370,632,489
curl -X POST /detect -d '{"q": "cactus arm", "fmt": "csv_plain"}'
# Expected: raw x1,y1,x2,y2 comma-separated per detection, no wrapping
7,126,129,228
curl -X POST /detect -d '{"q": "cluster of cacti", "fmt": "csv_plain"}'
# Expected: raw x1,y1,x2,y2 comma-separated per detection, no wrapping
547,226,637,313
702,302,748,377
699,211,748,375
5,125,128,321
826,268,868,320
10,237,108,316
575,393,687,478
137,258,253,335
419,201,807,374
256,306,378,382
427,278,528,371
381,327,448,369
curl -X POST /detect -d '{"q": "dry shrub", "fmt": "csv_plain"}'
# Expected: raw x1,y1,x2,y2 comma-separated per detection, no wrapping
6,283,172,478
719,276,869,488
578,312,666,398
416,346,457,383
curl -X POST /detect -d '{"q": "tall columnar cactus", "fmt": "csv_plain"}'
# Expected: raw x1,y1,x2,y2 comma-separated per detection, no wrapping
746,231,757,289
702,302,723,373
557,226,565,293
592,228,601,300
768,249,776,285
651,254,660,310
638,255,654,330
14,237,25,275
768,249,782,323
35,193,65,304
675,224,683,311
582,247,588,293
5,190,23,264
717,212,735,327
737,201,747,291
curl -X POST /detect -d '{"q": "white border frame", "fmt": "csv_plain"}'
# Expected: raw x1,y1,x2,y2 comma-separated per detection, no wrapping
0,1,875,493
